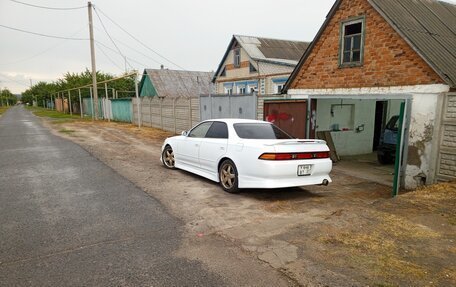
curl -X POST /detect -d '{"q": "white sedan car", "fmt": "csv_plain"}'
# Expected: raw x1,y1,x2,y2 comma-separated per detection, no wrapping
161,119,332,193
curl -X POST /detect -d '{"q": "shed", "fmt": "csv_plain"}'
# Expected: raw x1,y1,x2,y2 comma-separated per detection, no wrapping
139,69,214,98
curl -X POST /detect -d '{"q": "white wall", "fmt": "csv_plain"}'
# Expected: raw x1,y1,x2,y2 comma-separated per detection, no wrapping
404,93,440,189
316,99,376,155
386,99,402,120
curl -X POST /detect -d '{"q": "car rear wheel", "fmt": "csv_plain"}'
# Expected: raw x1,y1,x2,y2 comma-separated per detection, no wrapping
377,153,391,164
162,146,176,169
219,159,239,193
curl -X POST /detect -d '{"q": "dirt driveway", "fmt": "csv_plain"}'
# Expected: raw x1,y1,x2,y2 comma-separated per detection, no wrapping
46,119,455,287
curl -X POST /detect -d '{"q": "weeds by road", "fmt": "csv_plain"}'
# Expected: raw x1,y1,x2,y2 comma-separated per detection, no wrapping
27,106,87,122
0,106,10,115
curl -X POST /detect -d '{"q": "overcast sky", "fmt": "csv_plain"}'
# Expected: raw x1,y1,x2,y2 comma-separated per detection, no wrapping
1,0,455,94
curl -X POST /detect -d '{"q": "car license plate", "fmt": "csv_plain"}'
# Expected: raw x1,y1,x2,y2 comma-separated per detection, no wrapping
297,164,312,176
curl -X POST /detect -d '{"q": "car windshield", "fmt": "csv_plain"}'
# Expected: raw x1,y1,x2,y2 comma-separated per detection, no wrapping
233,123,293,139
386,116,399,131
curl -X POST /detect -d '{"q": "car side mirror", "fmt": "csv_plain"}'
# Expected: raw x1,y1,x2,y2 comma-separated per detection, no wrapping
181,131,188,136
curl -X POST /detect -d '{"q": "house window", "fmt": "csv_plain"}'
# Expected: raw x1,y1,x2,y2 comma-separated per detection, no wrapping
274,84,284,94
248,86,258,94
234,48,241,68
340,17,365,66
249,62,257,73
225,88,233,95
238,87,246,94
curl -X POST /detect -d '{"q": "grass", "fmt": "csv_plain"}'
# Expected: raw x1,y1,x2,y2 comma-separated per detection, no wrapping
0,106,10,115
27,106,86,121
316,182,456,285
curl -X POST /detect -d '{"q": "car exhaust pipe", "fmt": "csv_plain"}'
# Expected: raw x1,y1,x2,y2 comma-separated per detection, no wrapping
321,179,329,186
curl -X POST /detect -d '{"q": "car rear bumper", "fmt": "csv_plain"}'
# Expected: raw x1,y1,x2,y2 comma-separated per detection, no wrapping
238,159,332,189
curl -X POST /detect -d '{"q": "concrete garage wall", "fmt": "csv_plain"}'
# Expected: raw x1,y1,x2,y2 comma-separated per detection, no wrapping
405,93,440,188
287,84,450,189
316,99,376,155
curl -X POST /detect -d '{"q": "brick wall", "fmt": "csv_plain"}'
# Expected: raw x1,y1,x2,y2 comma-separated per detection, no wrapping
289,0,443,89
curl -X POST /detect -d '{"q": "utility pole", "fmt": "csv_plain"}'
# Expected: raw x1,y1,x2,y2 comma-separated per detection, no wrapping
88,2,99,120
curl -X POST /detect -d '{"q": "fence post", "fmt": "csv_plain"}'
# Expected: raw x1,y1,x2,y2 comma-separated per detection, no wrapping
105,82,110,122
173,98,177,134
209,94,213,119
90,87,94,120
78,89,83,118
68,90,72,116
61,93,64,113
135,74,141,128
149,97,152,127
189,97,192,130
160,98,163,129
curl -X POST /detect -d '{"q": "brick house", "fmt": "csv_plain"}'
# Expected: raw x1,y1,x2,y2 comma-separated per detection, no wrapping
212,35,309,95
281,0,456,188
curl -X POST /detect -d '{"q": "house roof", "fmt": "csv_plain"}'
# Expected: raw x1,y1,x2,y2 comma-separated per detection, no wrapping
213,35,310,82
141,69,213,98
284,0,456,92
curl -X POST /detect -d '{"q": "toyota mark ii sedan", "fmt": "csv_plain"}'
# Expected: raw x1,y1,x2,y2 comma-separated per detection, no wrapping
161,119,332,193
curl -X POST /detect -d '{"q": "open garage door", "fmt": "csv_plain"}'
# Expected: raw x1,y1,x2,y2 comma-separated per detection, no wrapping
306,95,410,195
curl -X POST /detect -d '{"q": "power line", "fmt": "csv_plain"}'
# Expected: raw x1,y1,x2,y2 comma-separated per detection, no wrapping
93,26,162,66
92,6,132,71
0,26,87,66
95,42,125,72
96,40,149,71
10,0,86,10
94,6,187,70
0,24,88,40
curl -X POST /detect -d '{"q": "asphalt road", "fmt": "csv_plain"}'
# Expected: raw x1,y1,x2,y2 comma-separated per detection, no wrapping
0,106,225,286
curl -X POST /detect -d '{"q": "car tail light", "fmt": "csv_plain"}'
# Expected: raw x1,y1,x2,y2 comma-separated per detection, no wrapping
259,152,330,160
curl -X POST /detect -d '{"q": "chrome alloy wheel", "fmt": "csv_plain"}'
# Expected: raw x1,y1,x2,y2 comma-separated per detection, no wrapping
219,160,239,193
162,146,175,169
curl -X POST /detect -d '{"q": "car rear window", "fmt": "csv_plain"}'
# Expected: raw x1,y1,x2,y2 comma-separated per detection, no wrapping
233,123,293,139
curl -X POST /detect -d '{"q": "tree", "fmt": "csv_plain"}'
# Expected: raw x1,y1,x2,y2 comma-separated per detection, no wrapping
21,69,136,107
0,88,17,106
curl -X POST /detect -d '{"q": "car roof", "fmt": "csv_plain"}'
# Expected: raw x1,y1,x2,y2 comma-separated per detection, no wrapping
203,118,270,125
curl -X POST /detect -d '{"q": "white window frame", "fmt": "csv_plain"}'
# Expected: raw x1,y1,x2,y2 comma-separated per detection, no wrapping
339,16,365,67
233,48,241,68
274,83,284,94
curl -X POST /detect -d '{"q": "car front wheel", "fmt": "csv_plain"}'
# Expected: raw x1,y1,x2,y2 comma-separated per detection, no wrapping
219,159,239,193
162,146,176,169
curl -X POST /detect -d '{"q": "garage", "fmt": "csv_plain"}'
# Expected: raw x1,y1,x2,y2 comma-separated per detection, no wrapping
263,95,410,195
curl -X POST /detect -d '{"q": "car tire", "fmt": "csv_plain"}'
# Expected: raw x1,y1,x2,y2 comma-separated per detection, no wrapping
162,145,176,169
377,153,392,165
219,159,240,194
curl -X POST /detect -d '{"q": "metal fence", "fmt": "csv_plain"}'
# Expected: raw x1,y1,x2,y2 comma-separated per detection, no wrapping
199,94,257,121
132,97,200,134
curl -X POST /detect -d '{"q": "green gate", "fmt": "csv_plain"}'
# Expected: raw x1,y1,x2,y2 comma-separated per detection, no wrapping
111,98,132,123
